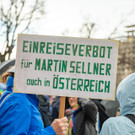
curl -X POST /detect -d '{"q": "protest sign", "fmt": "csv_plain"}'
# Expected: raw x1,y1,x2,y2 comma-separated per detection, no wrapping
14,34,118,100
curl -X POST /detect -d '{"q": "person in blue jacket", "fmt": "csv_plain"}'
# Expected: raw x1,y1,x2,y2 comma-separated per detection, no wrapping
0,66,68,135
100,73,135,135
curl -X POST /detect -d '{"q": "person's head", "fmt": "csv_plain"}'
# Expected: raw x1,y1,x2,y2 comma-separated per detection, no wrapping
2,66,15,84
1,66,15,91
68,97,78,108
116,73,135,116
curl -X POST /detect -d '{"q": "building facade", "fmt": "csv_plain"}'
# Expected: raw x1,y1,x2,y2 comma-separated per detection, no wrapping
117,25,135,86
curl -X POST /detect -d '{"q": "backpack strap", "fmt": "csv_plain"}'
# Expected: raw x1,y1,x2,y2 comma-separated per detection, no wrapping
0,93,12,106
125,114,135,124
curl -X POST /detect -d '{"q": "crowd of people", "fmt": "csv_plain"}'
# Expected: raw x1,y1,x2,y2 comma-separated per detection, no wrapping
0,65,135,135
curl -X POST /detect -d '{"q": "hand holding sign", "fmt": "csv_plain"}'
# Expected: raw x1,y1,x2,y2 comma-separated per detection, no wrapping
51,117,68,135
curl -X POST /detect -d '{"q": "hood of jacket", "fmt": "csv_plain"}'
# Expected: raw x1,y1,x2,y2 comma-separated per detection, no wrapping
116,73,135,116
6,76,14,92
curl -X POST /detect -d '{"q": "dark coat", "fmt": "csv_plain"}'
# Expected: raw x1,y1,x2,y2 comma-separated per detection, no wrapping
92,99,109,131
67,99,98,135
37,95,51,127
51,96,60,121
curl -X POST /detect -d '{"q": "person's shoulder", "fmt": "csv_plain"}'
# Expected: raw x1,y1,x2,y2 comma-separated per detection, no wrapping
101,116,135,135
103,116,117,125
104,116,132,124
101,116,132,130
100,117,120,135
6,93,30,105
0,93,31,115
11,93,28,99
79,99,97,110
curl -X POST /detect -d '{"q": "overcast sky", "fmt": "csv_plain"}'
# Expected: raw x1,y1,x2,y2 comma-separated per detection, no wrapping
32,0,135,39
3,0,135,59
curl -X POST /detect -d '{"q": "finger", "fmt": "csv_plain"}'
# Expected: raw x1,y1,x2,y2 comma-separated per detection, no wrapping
62,123,69,129
60,117,68,123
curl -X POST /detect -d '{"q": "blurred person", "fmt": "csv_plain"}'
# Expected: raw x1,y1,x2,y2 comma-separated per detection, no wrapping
51,96,60,121
0,66,68,135
0,66,13,97
0,82,6,97
92,99,109,133
101,99,119,117
37,95,52,128
100,73,135,135
115,107,121,117
65,97,98,135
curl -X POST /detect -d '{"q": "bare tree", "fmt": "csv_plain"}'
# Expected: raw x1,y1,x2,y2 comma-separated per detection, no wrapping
0,0,46,63
80,22,96,38
108,9,135,40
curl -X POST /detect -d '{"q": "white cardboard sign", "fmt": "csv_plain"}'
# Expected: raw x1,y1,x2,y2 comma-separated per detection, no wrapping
14,34,118,100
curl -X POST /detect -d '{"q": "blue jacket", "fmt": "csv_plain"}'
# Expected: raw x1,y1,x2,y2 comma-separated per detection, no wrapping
100,73,135,135
0,76,56,135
